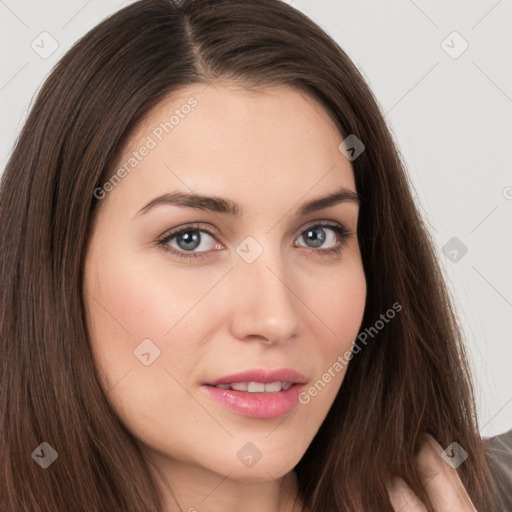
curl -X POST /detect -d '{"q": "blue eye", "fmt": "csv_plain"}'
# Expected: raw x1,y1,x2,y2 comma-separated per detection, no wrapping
157,221,352,261
296,224,349,252
156,223,220,261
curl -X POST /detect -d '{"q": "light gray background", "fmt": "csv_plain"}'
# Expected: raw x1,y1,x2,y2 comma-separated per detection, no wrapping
1,0,511,437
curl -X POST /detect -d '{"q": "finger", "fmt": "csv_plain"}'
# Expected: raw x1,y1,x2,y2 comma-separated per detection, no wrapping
386,476,428,512
416,434,477,512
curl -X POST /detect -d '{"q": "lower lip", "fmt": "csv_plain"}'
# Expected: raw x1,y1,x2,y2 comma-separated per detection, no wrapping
200,383,306,419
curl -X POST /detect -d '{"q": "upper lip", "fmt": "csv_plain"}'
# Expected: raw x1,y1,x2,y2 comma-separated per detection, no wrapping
202,368,307,386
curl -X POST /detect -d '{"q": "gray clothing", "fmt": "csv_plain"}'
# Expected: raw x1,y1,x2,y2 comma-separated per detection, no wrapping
485,428,512,511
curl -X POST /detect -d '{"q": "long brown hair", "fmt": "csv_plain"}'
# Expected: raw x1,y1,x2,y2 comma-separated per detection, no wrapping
0,0,502,510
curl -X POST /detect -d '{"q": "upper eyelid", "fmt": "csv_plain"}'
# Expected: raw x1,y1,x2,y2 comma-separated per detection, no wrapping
161,219,350,242
158,223,352,262
157,221,353,261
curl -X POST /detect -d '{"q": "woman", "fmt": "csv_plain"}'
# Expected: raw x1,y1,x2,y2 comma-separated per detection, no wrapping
0,0,510,510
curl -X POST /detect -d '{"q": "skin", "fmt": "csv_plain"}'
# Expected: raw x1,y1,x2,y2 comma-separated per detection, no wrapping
84,82,365,512
82,82,475,512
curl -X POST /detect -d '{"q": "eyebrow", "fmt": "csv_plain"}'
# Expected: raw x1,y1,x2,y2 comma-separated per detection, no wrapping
134,186,360,218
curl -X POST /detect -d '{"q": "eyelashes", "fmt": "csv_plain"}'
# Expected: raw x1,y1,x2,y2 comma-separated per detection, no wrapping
156,221,353,261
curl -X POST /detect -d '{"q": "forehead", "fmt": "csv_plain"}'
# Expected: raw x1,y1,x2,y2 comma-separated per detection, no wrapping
103,83,356,217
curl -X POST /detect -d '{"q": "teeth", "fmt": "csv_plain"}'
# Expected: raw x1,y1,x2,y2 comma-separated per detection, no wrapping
248,382,265,392
231,382,249,391
263,381,281,393
214,381,293,393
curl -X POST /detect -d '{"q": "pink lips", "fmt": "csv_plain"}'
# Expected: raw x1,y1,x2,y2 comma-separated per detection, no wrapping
200,368,307,420
202,368,307,386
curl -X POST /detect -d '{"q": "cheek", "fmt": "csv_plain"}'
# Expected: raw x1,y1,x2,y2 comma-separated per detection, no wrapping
83,249,230,400
83,257,211,447
307,256,367,349
298,258,366,406
85,254,220,346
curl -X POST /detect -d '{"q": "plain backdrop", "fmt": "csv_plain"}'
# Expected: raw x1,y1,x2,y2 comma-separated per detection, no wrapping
1,0,511,437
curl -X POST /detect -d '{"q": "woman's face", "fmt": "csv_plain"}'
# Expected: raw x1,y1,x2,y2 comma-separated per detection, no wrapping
83,83,366,487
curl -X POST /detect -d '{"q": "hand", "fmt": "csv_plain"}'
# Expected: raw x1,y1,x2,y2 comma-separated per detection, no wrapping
386,434,477,511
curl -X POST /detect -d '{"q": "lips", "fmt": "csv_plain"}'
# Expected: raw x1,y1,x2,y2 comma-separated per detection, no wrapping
200,382,307,419
200,368,308,419
202,368,307,387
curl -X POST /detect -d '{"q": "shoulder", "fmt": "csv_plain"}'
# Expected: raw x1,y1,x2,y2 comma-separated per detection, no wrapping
483,428,512,511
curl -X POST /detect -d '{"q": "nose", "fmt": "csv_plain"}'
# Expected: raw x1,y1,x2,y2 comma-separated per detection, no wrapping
229,248,300,346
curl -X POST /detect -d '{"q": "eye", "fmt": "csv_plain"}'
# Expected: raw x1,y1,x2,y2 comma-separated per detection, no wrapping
294,221,352,257
157,223,222,260
156,221,353,261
